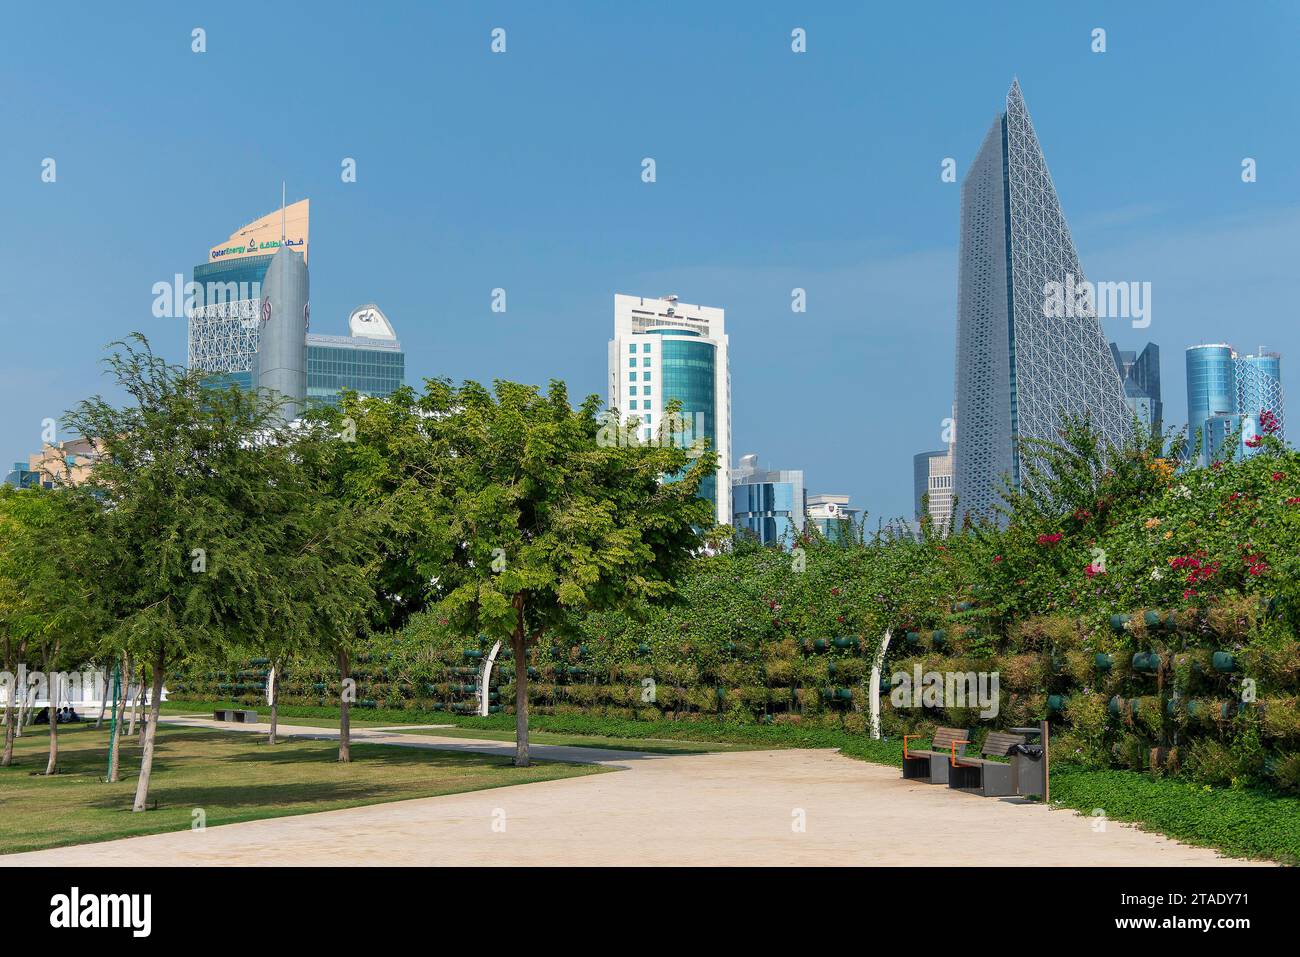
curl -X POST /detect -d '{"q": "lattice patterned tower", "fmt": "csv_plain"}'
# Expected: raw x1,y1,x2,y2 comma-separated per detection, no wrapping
1236,351,1284,445
953,79,1130,520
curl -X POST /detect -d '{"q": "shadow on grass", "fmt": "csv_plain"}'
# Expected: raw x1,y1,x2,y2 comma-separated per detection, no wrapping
83,779,410,812
219,740,519,769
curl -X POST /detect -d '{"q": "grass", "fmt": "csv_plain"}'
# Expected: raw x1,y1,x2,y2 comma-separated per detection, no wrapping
1049,765,1300,866
383,724,756,753
0,723,604,855
157,700,396,729
162,699,904,759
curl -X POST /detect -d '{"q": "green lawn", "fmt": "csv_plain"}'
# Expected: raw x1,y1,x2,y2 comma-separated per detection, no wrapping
0,723,605,855
384,724,756,753
1049,765,1300,866
158,701,397,729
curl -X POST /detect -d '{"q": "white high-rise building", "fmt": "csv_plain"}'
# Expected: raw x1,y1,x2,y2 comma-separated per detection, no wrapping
608,294,731,525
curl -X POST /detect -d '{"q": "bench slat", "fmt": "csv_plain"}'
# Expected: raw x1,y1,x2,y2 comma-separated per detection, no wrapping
930,727,968,752
982,731,1026,756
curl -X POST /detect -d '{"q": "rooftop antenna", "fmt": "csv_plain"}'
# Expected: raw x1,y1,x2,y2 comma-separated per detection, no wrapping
280,181,286,244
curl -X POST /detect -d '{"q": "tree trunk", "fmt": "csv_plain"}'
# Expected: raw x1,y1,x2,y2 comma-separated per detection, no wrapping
1,697,14,767
129,665,144,737
511,594,530,768
15,676,26,736
108,654,129,784
267,662,278,746
131,649,166,813
45,645,60,776
95,666,109,730
337,647,351,763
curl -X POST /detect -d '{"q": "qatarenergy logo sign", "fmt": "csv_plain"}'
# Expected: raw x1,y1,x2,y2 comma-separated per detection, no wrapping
50,888,151,937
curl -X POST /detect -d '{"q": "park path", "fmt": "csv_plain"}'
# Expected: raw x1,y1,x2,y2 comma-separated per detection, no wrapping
4,717,1267,866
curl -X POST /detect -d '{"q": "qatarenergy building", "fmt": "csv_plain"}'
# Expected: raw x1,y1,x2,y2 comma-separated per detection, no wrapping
187,199,404,414
953,80,1130,520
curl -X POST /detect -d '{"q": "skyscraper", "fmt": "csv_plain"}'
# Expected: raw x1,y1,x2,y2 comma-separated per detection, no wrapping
953,79,1130,520
913,448,954,532
1185,344,1283,464
1109,342,1163,436
188,201,404,412
1236,350,1284,441
609,294,731,525
189,199,311,388
732,453,805,547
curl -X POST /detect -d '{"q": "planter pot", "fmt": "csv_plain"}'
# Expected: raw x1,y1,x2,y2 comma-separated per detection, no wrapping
1132,651,1161,673
1211,651,1238,673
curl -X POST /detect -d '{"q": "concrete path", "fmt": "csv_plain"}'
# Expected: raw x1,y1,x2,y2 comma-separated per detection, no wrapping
4,718,1267,866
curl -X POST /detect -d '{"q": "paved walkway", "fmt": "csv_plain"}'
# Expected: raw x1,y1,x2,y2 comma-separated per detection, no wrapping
4,718,1266,866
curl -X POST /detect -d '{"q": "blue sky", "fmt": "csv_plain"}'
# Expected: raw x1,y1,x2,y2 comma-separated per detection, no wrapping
2,1,1298,521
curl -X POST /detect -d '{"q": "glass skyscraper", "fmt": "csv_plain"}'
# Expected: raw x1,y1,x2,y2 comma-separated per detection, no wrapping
1185,344,1284,464
1109,342,1163,436
188,204,404,410
1236,351,1284,441
609,294,731,525
953,80,1130,520
732,453,805,547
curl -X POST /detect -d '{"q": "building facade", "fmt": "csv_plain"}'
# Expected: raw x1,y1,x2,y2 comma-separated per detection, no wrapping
306,305,405,408
609,294,731,525
913,447,954,533
1236,351,1284,444
4,438,100,489
806,493,859,543
1185,344,1284,464
953,79,1131,521
188,203,404,412
1109,342,1163,436
731,453,805,547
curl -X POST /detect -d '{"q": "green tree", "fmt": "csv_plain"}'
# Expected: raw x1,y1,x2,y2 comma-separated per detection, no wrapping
368,380,716,765
66,336,310,811
273,409,385,756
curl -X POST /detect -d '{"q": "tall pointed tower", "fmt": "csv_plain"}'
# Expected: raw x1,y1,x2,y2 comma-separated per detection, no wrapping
953,79,1130,520
255,245,309,422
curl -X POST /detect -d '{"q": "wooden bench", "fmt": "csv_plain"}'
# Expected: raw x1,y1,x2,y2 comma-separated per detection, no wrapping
902,726,969,785
946,730,1026,797
214,708,260,724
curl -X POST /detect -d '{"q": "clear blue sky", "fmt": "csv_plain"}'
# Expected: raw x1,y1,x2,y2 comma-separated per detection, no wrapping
2,1,1298,521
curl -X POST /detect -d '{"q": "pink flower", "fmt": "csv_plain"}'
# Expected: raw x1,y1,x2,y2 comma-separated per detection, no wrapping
1272,472,1285,482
